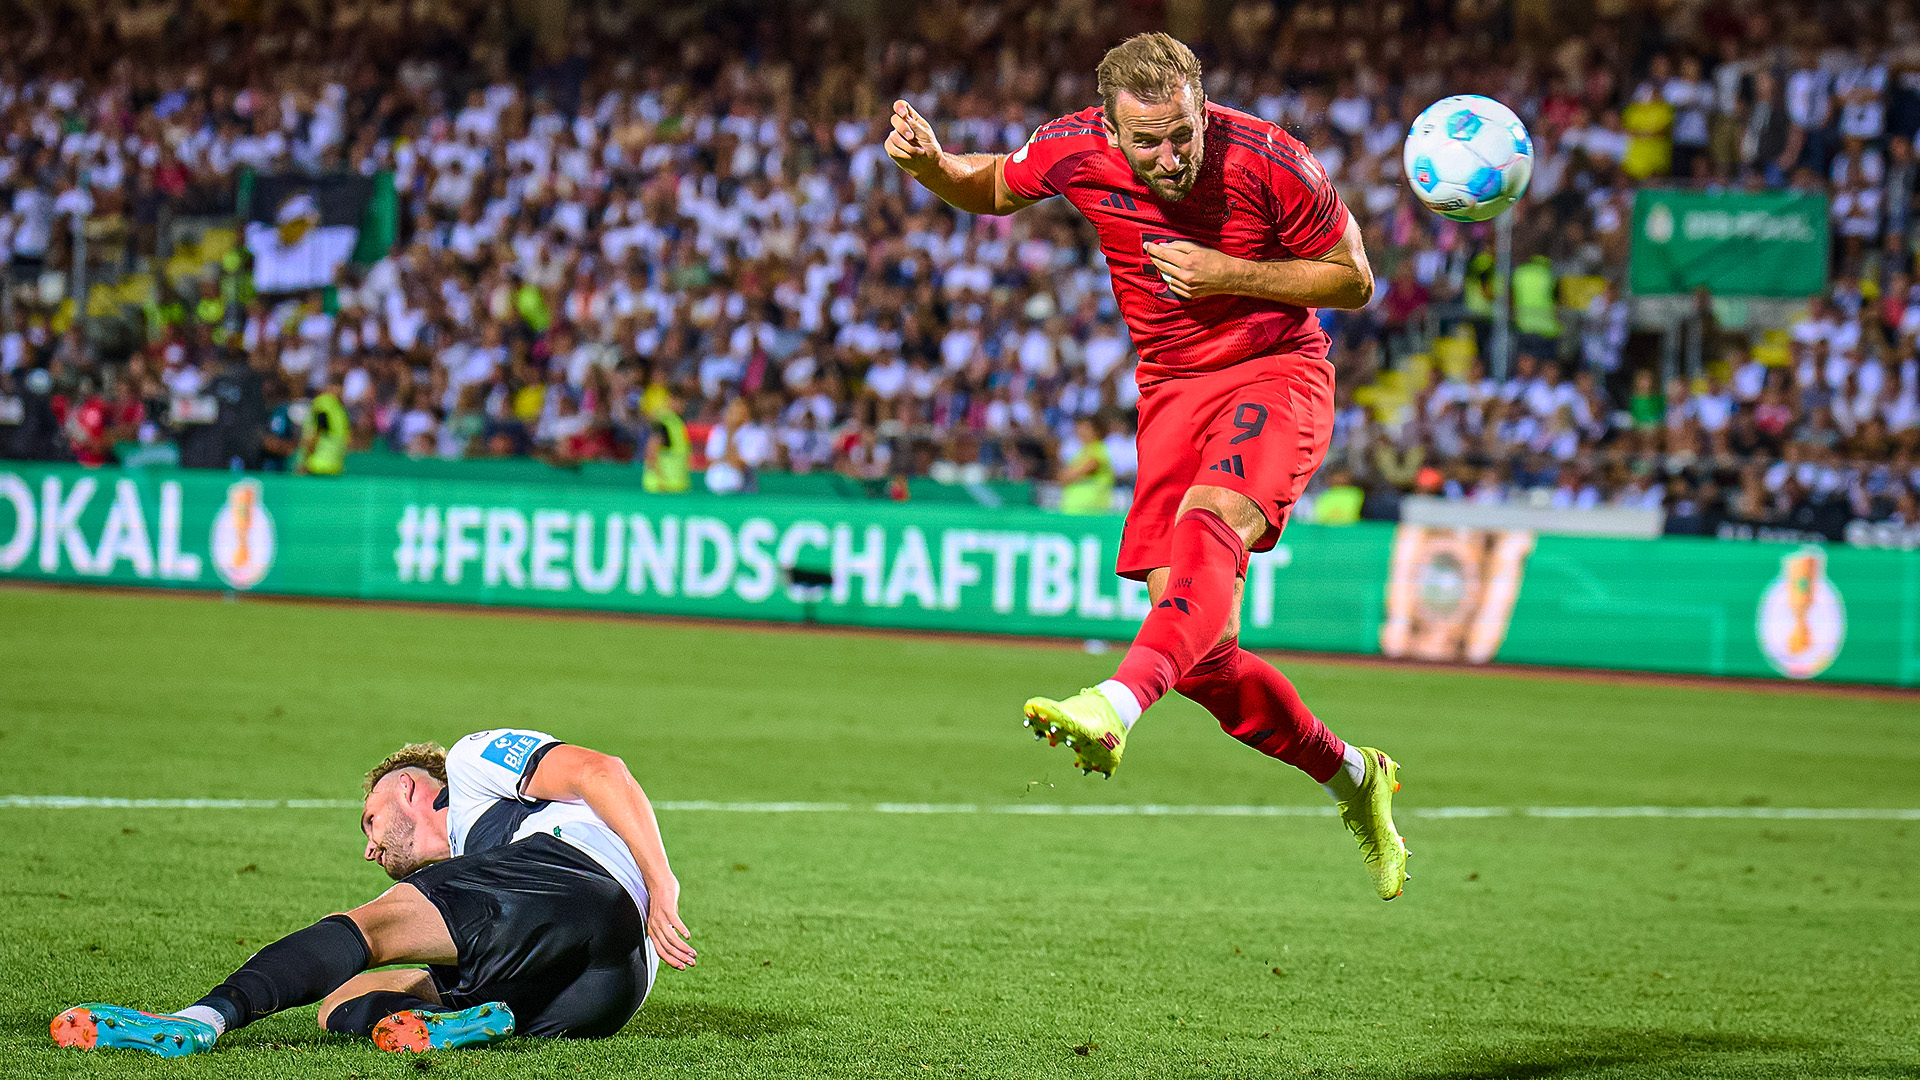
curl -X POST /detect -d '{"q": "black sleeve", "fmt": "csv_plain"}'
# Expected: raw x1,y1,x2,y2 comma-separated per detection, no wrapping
515,741,568,803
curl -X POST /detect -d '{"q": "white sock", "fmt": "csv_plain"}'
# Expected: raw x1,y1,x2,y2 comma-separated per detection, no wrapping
1095,680,1144,730
172,1005,226,1038
1322,744,1369,803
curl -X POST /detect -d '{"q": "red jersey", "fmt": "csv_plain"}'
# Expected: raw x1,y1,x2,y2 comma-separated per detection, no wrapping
1001,102,1349,381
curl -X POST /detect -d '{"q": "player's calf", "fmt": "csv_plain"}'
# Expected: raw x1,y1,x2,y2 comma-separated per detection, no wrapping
1174,641,1347,782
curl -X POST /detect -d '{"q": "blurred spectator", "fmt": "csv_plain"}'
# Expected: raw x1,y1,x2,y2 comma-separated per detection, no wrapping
1057,417,1115,515
0,0,1909,542
1311,468,1365,525
642,386,691,495
296,377,349,477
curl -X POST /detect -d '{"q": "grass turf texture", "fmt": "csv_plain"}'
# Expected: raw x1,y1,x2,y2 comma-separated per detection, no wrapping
1,587,1916,1080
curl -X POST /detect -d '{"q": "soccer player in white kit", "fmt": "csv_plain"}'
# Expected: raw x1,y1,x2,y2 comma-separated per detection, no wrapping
53,729,694,1054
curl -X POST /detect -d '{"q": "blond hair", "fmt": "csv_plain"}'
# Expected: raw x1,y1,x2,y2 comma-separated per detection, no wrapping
364,742,448,795
1096,33,1205,119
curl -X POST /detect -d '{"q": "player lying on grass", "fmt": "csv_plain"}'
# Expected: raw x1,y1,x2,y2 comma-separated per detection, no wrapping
888,32,1410,899
51,729,695,1056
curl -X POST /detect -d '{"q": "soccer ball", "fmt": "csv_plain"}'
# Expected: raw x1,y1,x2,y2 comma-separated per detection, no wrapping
1403,95,1533,222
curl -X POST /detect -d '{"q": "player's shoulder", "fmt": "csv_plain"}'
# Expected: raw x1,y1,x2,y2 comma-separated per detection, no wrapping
452,728,557,772
1014,106,1109,163
1206,103,1324,180
1007,107,1112,196
1032,105,1109,143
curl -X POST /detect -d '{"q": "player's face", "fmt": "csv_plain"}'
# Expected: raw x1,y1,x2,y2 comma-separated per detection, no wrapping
363,805,425,880
361,774,447,880
1107,87,1205,202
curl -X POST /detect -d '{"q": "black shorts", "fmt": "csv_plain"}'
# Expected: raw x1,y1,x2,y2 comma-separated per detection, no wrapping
403,833,656,1038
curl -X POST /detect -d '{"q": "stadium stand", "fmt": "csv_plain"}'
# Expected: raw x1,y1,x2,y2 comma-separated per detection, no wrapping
0,0,1916,541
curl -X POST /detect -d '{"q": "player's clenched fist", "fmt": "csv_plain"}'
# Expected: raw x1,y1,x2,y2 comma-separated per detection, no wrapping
885,99,943,176
1144,240,1248,301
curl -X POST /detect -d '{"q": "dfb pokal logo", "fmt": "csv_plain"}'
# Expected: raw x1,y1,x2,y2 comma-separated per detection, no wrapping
210,479,275,590
1756,546,1846,679
1645,202,1675,244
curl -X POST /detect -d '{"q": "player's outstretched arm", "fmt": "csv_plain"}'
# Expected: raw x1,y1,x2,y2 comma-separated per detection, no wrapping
523,745,697,969
885,99,1039,216
1146,213,1376,309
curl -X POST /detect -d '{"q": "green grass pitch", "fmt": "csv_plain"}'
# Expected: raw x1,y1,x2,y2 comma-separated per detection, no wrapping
1,586,1916,1079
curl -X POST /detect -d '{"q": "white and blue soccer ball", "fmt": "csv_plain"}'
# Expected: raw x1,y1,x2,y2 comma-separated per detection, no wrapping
1403,95,1533,222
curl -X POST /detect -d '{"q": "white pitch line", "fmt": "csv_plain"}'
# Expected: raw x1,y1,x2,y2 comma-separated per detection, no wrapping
4,796,1919,820
1521,805,1920,820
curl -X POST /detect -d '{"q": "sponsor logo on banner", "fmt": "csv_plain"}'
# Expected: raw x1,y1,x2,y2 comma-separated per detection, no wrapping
1644,202,1675,243
1757,546,1846,679
210,479,275,589
1380,525,1535,664
386,503,1298,629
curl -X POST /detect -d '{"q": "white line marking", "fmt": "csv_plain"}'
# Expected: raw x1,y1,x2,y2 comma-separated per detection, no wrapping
1520,805,1920,820
658,800,856,813
5,797,1918,820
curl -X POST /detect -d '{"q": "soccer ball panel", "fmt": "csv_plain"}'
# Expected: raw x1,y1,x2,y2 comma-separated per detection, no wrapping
1499,154,1533,201
1409,154,1441,193
1463,120,1520,168
1445,109,1484,141
1402,95,1533,222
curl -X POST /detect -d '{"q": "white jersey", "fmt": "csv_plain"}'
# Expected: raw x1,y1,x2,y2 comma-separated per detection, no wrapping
442,728,649,912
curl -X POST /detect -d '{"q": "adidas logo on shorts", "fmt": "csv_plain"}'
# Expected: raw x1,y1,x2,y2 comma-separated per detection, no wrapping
1207,455,1246,478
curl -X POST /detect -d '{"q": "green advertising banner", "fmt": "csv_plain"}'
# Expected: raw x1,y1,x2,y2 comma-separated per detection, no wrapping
1629,190,1831,297
1,465,1915,685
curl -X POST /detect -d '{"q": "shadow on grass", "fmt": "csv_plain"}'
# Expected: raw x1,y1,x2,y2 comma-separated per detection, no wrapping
1397,1028,1918,1080
623,1001,812,1041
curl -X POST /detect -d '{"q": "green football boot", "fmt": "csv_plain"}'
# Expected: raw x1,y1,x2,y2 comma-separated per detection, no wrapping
1337,747,1412,900
1023,688,1127,778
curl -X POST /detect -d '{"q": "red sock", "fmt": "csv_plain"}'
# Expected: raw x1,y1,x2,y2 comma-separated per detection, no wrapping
1111,509,1245,712
1174,639,1348,783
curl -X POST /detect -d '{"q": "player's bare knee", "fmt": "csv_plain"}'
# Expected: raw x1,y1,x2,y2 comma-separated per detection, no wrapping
1179,485,1267,547
345,893,420,966
344,906,393,965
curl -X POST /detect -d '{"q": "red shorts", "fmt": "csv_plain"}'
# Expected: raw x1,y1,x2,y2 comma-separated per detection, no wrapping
1116,352,1335,581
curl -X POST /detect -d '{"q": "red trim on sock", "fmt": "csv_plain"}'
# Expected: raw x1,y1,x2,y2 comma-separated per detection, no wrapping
1112,646,1178,711
1111,508,1247,713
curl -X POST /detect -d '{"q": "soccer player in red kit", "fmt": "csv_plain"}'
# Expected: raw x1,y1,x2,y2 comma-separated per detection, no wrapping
887,32,1408,899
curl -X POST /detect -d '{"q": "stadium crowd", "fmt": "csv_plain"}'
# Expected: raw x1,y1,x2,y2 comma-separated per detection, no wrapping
1,0,1918,540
